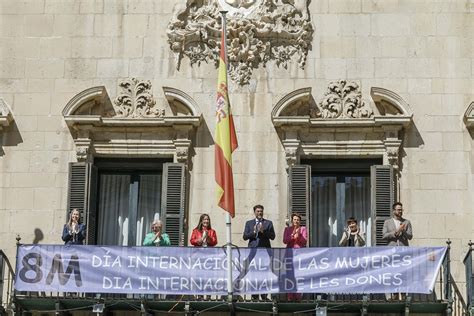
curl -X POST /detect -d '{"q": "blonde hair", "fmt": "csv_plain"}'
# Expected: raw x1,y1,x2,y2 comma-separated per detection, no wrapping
67,208,81,230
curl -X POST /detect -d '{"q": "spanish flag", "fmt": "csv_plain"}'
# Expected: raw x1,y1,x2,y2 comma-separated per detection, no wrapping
215,26,238,217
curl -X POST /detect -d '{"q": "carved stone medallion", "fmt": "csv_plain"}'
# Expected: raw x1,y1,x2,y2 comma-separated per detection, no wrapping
167,0,314,85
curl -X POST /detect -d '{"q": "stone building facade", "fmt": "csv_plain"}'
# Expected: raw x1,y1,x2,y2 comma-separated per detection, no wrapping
0,0,473,300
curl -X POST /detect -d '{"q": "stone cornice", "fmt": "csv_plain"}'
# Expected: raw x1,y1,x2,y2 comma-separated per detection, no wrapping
64,116,201,128
272,81,412,171
272,81,413,126
63,81,202,164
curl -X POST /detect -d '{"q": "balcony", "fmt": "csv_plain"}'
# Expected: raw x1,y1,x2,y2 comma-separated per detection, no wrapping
1,241,471,316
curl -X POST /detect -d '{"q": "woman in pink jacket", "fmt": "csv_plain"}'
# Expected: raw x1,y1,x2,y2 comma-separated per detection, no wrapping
283,213,307,301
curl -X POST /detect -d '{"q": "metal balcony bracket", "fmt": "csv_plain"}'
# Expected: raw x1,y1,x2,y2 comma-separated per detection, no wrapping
55,301,64,316
404,296,411,316
184,301,191,316
92,302,105,315
228,300,236,316
272,300,278,315
361,295,369,316
140,301,151,316
446,300,453,316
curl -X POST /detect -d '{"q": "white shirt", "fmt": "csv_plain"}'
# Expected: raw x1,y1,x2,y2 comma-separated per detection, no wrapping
393,218,401,230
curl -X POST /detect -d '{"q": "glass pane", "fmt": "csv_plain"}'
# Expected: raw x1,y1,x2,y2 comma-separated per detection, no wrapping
311,177,337,247
344,176,371,246
97,174,131,246
311,175,371,247
96,173,162,246
136,175,162,246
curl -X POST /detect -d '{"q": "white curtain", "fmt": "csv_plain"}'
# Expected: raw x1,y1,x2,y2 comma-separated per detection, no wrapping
97,174,162,246
344,177,371,246
136,175,162,246
311,176,371,247
98,174,131,246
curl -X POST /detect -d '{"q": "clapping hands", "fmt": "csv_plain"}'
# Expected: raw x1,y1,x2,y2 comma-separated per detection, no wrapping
395,223,406,236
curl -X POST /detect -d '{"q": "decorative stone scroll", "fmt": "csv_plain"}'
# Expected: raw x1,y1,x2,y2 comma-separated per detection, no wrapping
316,80,374,119
63,81,202,165
166,0,314,85
114,78,165,118
275,81,374,119
272,81,413,170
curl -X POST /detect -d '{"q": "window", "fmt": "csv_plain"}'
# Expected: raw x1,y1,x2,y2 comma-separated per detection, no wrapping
290,159,393,247
308,159,380,247
67,159,187,246
94,159,167,246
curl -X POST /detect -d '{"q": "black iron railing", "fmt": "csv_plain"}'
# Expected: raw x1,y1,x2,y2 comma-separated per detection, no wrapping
7,240,469,315
0,249,15,315
464,241,473,315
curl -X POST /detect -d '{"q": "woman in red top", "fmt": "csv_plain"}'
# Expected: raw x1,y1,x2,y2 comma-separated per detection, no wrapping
190,214,217,247
283,213,308,249
283,213,308,301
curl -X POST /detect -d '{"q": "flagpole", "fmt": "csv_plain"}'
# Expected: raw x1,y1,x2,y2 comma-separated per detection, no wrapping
220,10,234,303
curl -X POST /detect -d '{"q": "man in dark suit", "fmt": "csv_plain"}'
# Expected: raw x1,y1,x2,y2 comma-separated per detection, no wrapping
243,204,276,248
382,202,413,246
240,204,275,300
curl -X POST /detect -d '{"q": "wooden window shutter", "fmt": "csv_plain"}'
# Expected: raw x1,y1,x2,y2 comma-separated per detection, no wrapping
161,163,186,246
67,162,98,245
370,165,396,246
288,165,311,230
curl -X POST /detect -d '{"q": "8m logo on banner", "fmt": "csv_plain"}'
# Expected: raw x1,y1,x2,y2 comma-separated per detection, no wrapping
18,252,82,286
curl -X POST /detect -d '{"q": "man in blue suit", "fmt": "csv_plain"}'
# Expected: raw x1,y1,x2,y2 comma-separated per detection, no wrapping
240,204,275,300
243,204,275,248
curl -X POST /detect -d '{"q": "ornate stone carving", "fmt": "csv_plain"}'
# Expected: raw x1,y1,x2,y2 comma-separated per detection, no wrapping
174,138,192,163
383,129,402,169
176,147,189,163
75,146,90,162
273,86,412,170
315,80,374,119
167,0,314,85
113,78,165,118
282,138,300,169
285,147,297,168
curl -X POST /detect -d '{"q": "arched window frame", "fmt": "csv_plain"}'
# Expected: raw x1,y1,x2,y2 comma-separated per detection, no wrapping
272,81,413,246
62,80,202,246
272,83,413,171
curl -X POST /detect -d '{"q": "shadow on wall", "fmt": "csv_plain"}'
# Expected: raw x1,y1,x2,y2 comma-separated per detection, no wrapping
194,118,214,149
399,123,425,172
33,228,44,244
186,119,213,172
0,121,23,156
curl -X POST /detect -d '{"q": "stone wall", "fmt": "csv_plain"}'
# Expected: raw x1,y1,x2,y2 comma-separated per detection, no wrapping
0,0,473,288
